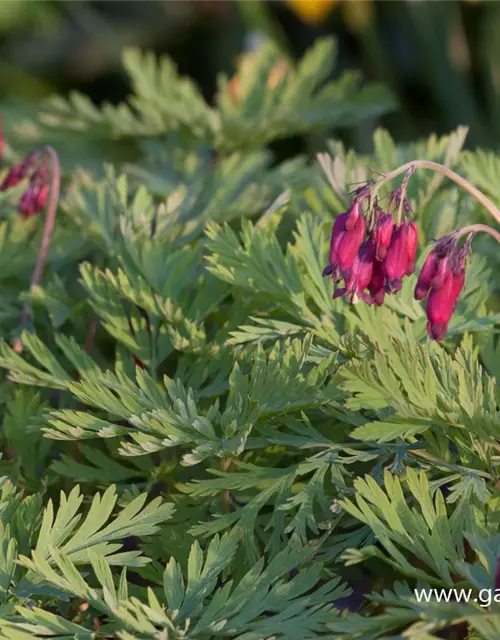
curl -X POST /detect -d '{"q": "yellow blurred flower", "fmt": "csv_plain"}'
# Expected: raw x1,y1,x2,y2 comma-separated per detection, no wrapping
285,0,339,26
343,0,373,32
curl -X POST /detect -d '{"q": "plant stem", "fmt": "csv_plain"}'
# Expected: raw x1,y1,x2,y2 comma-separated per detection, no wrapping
15,146,60,351
221,458,232,513
372,160,500,226
453,223,500,245
84,315,99,355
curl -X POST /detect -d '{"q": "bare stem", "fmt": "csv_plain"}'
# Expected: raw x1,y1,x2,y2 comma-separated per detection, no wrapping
84,315,99,355
14,146,60,352
221,458,232,513
371,160,500,226
453,223,500,245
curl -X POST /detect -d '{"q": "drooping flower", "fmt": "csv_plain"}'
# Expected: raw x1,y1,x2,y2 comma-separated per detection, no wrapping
367,260,385,306
0,159,31,192
380,220,419,292
323,205,366,283
382,222,409,293
414,236,458,300
132,355,146,369
414,250,440,300
415,234,470,341
337,214,366,281
333,240,375,304
372,210,394,261
405,221,418,275
426,271,456,341
18,163,48,218
323,212,349,281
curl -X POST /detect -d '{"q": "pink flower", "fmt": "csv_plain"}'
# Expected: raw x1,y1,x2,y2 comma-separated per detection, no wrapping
337,214,366,281
416,236,469,341
323,210,366,283
382,223,409,293
405,221,418,275
372,211,394,261
414,250,440,300
367,260,385,306
324,212,349,281
333,241,375,304
426,271,456,341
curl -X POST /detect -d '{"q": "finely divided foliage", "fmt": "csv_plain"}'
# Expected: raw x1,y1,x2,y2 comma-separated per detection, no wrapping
0,36,497,640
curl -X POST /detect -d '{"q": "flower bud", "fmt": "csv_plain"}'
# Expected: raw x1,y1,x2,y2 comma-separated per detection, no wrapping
372,212,394,261
367,261,385,306
337,214,366,281
345,200,361,231
426,271,455,341
323,212,349,281
344,241,375,304
0,152,36,192
430,256,451,290
405,221,418,275
382,223,408,293
18,164,48,218
414,250,439,300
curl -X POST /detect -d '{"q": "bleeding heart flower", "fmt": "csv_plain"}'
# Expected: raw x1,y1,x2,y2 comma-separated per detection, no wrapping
372,211,394,261
382,223,409,293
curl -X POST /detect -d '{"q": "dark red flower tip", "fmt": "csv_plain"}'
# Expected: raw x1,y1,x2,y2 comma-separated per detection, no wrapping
372,211,394,261
132,355,146,369
367,260,385,306
426,320,448,342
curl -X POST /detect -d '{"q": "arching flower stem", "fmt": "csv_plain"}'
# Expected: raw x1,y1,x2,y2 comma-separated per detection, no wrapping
370,160,500,227
13,145,60,352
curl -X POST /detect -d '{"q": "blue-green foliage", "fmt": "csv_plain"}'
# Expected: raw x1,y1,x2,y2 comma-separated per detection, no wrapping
0,37,498,640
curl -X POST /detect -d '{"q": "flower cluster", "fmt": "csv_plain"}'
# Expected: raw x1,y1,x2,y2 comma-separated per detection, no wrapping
322,183,471,342
414,234,469,341
323,187,417,306
0,130,48,218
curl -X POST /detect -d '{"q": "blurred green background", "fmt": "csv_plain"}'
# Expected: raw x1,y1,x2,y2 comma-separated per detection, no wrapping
1,0,499,154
